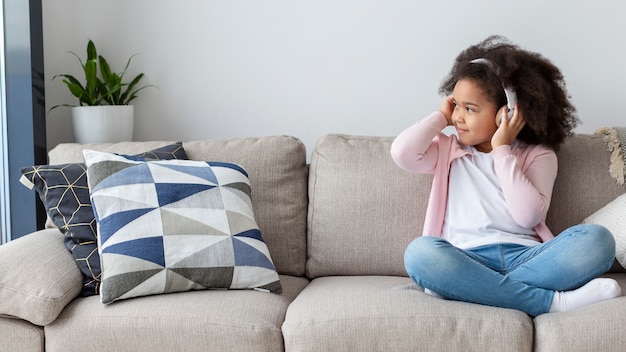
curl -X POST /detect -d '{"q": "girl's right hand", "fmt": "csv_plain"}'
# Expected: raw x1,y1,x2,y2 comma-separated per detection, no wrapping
438,96,455,126
492,104,525,149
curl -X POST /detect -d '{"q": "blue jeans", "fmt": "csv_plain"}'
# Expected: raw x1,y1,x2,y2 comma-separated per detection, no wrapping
404,224,615,316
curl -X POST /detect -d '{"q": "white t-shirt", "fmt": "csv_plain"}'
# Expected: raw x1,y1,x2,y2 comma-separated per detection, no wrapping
442,146,541,249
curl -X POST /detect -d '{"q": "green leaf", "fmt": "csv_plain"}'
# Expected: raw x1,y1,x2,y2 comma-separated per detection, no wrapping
120,53,139,79
87,40,97,61
120,73,144,104
84,60,99,102
67,51,85,70
99,55,112,83
64,80,86,99
48,103,76,112
56,74,84,90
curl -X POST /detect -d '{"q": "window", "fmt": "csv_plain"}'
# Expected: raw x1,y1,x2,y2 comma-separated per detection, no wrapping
0,0,46,243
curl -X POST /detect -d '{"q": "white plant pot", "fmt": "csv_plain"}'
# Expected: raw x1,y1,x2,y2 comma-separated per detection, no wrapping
71,105,134,144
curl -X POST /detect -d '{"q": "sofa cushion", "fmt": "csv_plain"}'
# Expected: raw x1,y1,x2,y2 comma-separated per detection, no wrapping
48,136,309,277
0,317,44,352
84,150,281,303
307,134,432,278
45,275,308,352
282,276,533,352
533,273,626,352
0,229,82,326
547,134,626,235
19,142,188,296
583,193,626,268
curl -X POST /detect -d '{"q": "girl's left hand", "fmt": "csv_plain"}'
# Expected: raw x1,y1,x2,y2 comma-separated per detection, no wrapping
491,104,525,149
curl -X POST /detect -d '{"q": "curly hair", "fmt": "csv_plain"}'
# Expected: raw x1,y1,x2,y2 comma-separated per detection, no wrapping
439,35,579,150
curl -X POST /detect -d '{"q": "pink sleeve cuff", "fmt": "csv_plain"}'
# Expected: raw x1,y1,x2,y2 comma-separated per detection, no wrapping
491,144,512,160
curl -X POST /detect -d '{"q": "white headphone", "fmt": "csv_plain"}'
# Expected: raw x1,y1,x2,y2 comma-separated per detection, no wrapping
470,58,517,120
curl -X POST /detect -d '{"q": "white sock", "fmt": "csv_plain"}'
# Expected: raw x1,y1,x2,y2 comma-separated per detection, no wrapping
424,288,445,299
549,278,621,313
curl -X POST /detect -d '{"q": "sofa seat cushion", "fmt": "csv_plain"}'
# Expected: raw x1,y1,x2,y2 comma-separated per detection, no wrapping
45,275,308,352
282,276,533,352
533,273,626,352
0,316,44,352
0,229,82,326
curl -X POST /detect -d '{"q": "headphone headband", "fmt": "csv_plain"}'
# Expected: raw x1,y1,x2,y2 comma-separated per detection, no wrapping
470,58,518,120
470,58,503,80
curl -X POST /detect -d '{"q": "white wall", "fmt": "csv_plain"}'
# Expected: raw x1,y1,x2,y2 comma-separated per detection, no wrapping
43,0,626,154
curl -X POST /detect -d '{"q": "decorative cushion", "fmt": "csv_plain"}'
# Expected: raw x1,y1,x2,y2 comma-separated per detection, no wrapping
83,150,281,303
583,193,626,268
19,143,187,296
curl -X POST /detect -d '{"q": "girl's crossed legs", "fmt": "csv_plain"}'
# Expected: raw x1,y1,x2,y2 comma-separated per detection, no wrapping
404,224,620,316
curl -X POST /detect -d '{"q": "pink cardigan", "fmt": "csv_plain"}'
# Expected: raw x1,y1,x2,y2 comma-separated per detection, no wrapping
390,111,558,243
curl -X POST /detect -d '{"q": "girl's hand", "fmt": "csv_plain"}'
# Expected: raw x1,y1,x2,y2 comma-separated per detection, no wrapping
438,96,455,126
491,104,525,149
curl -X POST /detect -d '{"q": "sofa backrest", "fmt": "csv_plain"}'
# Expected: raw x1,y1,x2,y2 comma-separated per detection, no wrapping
548,134,625,234
306,133,626,278
306,135,432,278
48,136,309,276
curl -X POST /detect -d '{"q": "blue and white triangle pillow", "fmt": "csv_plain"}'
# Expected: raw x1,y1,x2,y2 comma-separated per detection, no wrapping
83,150,281,303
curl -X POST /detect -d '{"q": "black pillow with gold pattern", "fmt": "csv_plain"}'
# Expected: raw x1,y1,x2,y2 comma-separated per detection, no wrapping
19,143,188,296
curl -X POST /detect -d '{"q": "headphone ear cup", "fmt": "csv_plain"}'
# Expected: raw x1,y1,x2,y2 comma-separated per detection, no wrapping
495,106,507,127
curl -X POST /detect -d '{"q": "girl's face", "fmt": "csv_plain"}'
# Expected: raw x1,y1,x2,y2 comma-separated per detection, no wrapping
451,78,499,153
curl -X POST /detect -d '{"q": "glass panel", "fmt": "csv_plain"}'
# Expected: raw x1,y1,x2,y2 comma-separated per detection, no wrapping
0,0,46,242
0,0,9,244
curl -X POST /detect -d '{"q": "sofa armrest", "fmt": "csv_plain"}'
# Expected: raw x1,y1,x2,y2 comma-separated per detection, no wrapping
0,229,82,326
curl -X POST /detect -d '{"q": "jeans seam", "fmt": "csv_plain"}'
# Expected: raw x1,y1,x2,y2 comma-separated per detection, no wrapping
498,243,507,274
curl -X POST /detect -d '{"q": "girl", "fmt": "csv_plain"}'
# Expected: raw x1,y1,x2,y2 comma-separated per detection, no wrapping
390,35,620,317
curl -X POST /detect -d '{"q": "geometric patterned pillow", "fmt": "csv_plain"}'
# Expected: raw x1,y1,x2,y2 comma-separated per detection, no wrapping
19,143,188,297
83,149,282,303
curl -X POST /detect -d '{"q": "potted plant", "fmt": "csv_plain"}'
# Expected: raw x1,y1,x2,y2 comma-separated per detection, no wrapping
50,40,154,143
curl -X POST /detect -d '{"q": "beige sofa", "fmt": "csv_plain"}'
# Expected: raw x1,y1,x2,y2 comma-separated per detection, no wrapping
0,133,625,352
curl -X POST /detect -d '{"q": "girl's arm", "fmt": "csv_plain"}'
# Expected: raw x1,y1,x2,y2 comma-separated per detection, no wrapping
492,145,557,228
390,111,448,174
